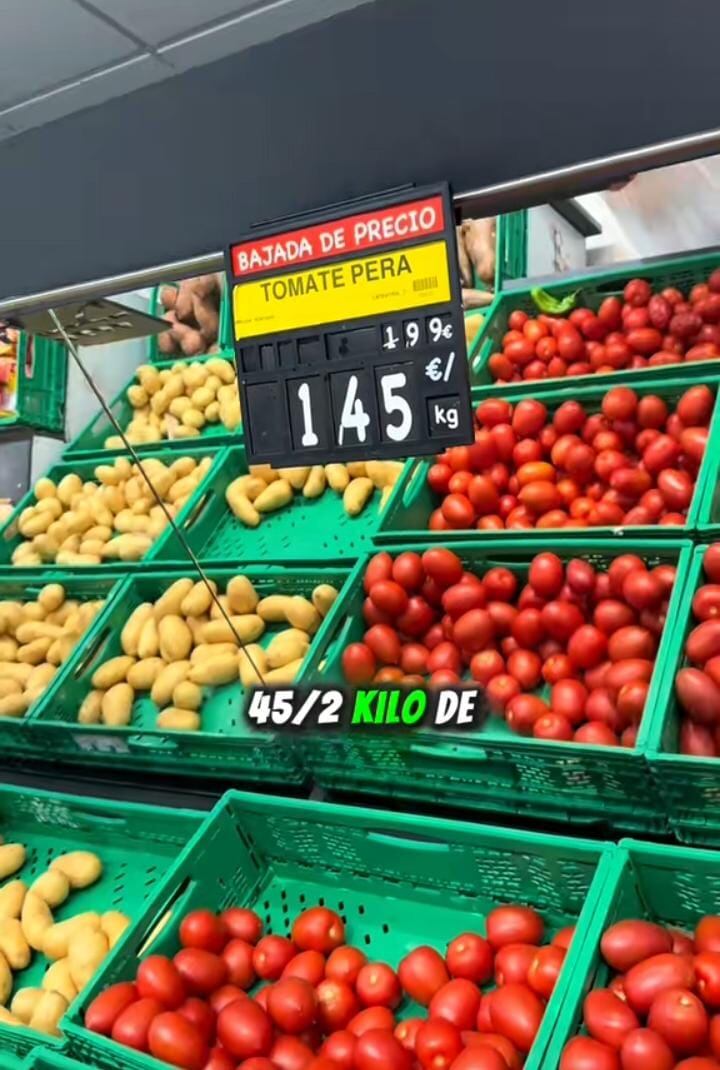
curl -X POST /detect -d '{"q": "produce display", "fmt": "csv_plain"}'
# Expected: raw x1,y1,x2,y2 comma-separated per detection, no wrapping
674,543,720,756
342,547,675,745
0,584,104,719
0,326,18,418
85,899,568,1070
226,461,404,528
103,359,241,449
76,574,339,731
486,270,720,383
560,912,720,1069
156,277,224,359
0,845,128,1037
427,385,712,531
457,218,498,310
10,454,215,566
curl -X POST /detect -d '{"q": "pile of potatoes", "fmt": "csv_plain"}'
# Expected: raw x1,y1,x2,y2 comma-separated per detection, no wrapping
78,574,339,732
105,357,241,449
0,584,104,720
11,454,214,567
156,275,223,358
225,459,405,529
0,843,128,1036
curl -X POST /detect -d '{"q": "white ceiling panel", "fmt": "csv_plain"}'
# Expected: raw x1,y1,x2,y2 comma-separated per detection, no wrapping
87,0,260,46
0,0,138,109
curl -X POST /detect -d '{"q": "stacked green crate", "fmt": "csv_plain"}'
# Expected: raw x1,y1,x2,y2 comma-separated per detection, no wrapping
0,334,67,436
0,784,199,1065
26,564,350,781
298,539,690,833
467,248,720,394
63,790,615,1070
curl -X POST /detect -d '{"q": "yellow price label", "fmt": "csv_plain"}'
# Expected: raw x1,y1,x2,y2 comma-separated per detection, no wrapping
233,240,451,340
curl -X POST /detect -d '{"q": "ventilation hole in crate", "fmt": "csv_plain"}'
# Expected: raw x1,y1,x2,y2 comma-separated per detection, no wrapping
358,905,365,915
338,901,345,911
281,903,288,915
265,914,272,927
318,897,325,906
299,893,306,905
382,923,390,934
363,933,371,945
281,890,287,900
263,900,270,909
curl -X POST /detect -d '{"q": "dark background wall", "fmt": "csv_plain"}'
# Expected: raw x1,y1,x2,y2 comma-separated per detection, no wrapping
1,0,718,301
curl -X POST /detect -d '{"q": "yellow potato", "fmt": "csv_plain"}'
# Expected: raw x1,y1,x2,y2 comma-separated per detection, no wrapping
29,990,68,1036
312,584,339,617
77,690,103,725
325,464,350,492
10,987,42,1023
0,693,28,719
120,603,153,658
92,655,135,690
151,661,191,708
303,466,326,499
114,534,153,562
180,580,216,618
156,708,201,730
226,484,260,527
34,477,57,500
17,638,52,665
190,643,238,664
188,654,240,687
0,917,30,968
154,578,195,620
0,880,26,919
266,632,310,670
101,910,130,949
42,957,77,1004
101,682,134,726
21,891,53,951
343,476,374,516
264,658,304,686
254,479,292,514
0,663,31,686
127,657,165,692
38,584,65,612
0,953,12,1004
137,616,160,659
0,678,21,699
51,851,102,889
278,467,310,490
172,681,202,710
199,615,264,645
16,621,62,644
209,594,231,621
47,636,76,666
286,597,322,634
158,616,193,662
226,576,259,615
206,358,236,384
30,870,70,909
0,844,26,880
232,475,267,501
256,595,292,623
42,913,100,960
68,928,109,989
238,645,268,687
26,663,57,695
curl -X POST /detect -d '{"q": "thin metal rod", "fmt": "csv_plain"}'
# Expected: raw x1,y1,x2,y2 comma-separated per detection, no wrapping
48,308,267,687
3,126,720,320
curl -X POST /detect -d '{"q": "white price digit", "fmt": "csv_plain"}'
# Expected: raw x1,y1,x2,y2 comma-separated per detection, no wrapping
380,372,413,442
383,325,400,350
405,321,420,348
338,375,371,445
246,690,272,726
296,382,319,447
271,690,294,725
428,316,443,342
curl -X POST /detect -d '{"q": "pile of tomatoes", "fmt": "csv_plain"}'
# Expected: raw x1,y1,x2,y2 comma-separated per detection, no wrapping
85,900,571,1070
675,544,720,757
487,270,720,384
427,385,712,531
341,546,674,746
560,912,720,1069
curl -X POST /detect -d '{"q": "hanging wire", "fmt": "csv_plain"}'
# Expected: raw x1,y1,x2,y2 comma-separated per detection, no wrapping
48,308,267,686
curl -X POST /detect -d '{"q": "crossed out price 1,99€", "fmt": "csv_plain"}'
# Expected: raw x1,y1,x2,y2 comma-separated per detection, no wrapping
225,183,473,466
244,685,490,730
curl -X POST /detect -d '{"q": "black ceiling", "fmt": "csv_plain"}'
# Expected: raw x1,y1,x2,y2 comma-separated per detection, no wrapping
1,0,718,302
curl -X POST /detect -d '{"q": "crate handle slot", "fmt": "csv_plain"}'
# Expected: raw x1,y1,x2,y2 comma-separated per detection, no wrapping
128,734,180,752
316,615,356,671
409,741,488,761
402,462,426,508
366,829,451,852
185,489,212,529
73,625,112,680
73,808,128,828
136,876,196,957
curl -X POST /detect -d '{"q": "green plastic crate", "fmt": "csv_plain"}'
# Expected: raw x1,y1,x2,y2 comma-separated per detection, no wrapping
0,444,225,575
18,1053,87,1070
152,445,411,566
63,352,242,461
27,564,350,781
467,247,720,395
0,783,200,1065
544,837,720,1067
0,335,68,436
376,375,720,547
299,538,691,833
0,570,121,757
469,210,528,294
645,544,720,845
63,790,615,1070
148,279,231,363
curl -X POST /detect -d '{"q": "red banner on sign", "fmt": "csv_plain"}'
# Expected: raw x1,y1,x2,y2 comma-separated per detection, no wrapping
231,195,445,278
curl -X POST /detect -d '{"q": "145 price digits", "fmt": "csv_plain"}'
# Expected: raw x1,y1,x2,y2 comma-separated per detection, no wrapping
246,687,343,728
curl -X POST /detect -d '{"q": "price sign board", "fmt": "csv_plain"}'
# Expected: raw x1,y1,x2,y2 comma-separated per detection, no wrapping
226,183,472,465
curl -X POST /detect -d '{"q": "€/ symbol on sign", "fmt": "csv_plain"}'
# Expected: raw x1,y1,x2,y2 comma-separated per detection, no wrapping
425,350,456,383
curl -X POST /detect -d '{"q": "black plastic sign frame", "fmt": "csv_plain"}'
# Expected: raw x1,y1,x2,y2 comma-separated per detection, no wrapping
226,183,473,465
